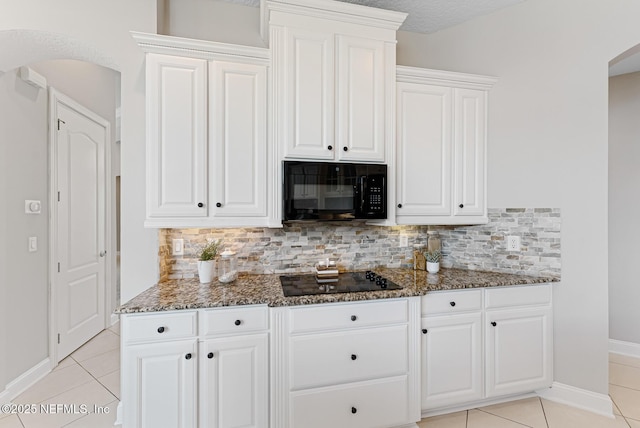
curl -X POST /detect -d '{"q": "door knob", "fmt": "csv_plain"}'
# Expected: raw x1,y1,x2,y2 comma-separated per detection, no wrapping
99,251,107,257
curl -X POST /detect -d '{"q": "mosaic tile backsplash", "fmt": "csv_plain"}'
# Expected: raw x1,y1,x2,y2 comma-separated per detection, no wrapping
159,208,561,280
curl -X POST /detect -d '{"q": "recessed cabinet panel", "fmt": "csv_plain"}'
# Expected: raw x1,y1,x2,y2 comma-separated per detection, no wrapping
337,35,386,162
210,61,267,218
421,313,483,410
453,88,486,217
147,54,208,218
486,306,553,398
283,28,335,160
396,83,452,216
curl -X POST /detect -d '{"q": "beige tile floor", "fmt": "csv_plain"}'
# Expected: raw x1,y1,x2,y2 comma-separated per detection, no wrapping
0,324,638,428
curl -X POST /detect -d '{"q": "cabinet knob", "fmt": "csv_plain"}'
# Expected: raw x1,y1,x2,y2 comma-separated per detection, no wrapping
157,326,165,334
197,202,204,208
185,353,192,360
350,315,357,322
234,319,242,326
459,204,464,209
216,202,222,208
450,301,456,307
491,321,497,327
351,354,357,361
397,204,402,208
328,145,333,151
343,147,348,152
208,352,214,359
351,407,357,414
422,329,428,334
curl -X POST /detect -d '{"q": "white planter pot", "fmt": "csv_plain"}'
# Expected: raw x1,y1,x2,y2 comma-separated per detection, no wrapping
197,260,215,284
427,262,440,274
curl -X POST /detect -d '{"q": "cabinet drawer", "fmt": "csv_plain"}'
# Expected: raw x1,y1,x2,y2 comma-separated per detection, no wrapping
289,299,408,334
422,289,482,315
123,311,197,344
290,325,408,390
200,305,268,336
291,376,410,428
485,284,551,309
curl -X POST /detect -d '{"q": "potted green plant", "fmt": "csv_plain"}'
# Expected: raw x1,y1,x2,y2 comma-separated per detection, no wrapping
425,249,441,274
197,239,222,283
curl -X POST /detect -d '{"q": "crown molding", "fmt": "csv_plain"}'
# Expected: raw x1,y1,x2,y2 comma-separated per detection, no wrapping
397,65,498,90
131,32,270,63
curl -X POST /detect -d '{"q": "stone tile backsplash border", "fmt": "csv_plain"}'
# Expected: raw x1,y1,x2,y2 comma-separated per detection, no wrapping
159,208,561,281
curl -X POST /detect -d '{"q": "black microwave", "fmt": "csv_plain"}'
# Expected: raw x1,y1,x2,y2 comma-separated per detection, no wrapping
283,161,387,221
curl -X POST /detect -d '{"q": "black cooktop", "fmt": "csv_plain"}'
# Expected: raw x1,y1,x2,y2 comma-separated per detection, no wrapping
280,271,401,297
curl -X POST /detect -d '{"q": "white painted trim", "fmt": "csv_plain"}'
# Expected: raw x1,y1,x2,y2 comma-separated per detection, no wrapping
19,66,47,90
115,401,122,426
130,31,270,64
536,382,614,418
396,65,498,91
110,313,120,326
422,392,537,418
0,358,50,405
609,339,640,358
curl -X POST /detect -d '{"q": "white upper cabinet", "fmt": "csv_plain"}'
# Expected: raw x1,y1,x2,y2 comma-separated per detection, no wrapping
266,0,406,163
210,60,268,221
396,67,497,225
146,54,208,219
133,32,279,228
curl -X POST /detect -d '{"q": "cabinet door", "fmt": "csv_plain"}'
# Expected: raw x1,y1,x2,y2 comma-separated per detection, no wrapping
453,88,486,217
200,334,269,428
421,313,483,410
396,83,452,217
147,54,208,218
486,306,553,398
282,27,335,160
122,340,198,428
210,60,267,218
336,35,386,162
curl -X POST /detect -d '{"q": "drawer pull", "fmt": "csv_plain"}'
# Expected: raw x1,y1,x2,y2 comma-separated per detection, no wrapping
234,320,242,326
422,329,428,334
208,352,214,359
351,407,357,414
350,315,357,322
450,301,456,307
351,354,357,361
185,353,192,360
157,326,165,334
491,321,497,327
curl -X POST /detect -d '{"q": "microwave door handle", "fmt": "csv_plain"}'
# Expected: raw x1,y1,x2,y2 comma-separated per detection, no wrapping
359,176,367,214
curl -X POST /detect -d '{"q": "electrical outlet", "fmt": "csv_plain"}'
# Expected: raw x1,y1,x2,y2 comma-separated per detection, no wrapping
399,235,408,247
506,236,521,251
172,239,184,256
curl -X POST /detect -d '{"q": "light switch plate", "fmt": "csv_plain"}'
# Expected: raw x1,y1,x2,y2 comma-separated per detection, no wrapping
172,239,184,256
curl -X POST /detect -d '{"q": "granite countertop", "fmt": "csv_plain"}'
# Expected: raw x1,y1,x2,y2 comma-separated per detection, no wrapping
116,268,558,314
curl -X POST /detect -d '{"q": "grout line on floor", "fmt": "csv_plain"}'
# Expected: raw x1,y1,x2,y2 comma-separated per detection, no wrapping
71,358,119,404
539,397,550,428
476,408,535,427
16,413,26,428
465,409,469,428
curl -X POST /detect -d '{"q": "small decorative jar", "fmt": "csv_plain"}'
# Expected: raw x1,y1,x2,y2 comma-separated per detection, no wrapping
413,244,426,271
425,231,442,274
218,248,238,283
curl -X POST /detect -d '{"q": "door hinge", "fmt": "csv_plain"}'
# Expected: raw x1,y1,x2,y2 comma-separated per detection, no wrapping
57,262,60,273
57,119,65,130
57,334,60,344
57,191,60,202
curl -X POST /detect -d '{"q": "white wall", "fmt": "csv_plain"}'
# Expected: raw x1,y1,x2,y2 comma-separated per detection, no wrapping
609,71,640,345
0,69,49,383
0,0,157,394
395,0,640,395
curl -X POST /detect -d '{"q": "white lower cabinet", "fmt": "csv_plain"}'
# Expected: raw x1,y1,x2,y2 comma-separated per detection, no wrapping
271,298,422,428
421,284,553,413
121,307,269,428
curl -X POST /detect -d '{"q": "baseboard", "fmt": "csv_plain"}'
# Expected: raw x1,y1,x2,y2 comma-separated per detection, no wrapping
422,392,537,418
110,312,120,326
609,339,640,358
536,382,613,418
115,401,122,426
0,358,51,405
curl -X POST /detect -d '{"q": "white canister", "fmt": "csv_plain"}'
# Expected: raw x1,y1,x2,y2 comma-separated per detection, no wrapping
218,248,238,283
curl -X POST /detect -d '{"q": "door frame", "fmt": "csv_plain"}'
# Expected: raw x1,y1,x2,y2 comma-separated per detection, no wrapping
48,88,113,366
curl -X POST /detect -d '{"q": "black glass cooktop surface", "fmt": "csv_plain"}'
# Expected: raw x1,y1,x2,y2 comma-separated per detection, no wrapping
280,271,401,297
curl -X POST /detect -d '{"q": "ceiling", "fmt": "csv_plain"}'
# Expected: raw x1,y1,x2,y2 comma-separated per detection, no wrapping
222,0,526,34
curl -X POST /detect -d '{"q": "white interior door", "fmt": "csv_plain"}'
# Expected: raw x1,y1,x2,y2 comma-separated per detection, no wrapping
53,90,108,360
